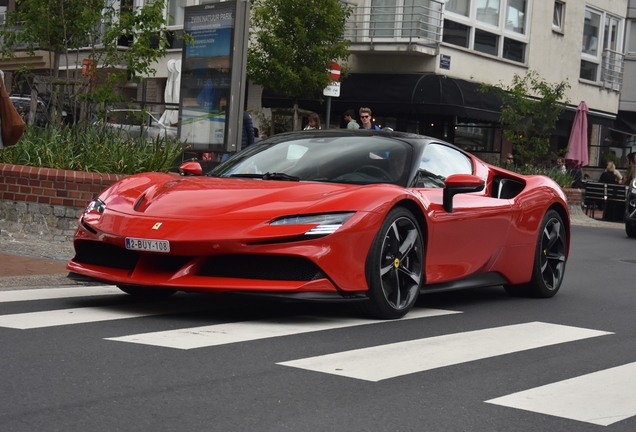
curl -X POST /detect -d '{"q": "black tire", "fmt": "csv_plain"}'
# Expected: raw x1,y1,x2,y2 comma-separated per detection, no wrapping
505,209,567,298
359,207,424,319
118,285,177,298
626,221,636,238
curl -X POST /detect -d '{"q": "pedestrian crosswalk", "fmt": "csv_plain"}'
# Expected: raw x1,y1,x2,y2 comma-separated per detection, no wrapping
105,307,459,349
278,322,612,382
486,362,636,426
0,286,634,427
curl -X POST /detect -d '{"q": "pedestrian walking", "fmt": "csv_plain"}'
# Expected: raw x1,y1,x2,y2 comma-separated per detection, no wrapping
343,109,360,129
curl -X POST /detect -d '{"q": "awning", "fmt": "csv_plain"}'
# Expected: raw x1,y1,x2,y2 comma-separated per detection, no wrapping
261,73,502,123
261,73,616,127
561,104,615,128
610,110,636,135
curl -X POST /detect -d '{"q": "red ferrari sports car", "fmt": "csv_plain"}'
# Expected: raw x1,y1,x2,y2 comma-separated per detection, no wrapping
67,130,570,319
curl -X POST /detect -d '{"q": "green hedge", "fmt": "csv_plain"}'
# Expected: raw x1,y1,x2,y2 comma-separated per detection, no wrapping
0,125,186,174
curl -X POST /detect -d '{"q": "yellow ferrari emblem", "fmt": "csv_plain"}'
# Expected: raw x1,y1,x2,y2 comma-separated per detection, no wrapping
152,222,163,230
394,258,400,268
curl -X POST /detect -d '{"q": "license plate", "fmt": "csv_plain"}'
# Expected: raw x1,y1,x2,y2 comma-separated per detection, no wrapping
125,238,170,253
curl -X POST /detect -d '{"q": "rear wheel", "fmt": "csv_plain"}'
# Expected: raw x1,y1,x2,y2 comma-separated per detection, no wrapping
118,285,177,298
505,209,566,298
626,221,636,238
359,207,424,319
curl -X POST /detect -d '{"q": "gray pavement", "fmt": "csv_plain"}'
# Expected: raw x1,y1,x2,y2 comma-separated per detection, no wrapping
0,205,623,290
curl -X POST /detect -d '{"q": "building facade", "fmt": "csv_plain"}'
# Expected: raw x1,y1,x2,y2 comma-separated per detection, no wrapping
0,0,631,169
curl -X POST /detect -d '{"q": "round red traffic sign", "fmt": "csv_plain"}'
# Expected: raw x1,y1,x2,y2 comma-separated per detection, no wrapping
327,62,341,81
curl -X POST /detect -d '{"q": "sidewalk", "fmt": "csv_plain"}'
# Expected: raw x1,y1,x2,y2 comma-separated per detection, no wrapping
0,235,79,289
0,205,623,289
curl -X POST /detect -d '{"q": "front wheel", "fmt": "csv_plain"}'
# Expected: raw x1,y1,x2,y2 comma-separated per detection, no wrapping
626,221,636,238
505,209,567,298
118,285,177,299
359,207,424,319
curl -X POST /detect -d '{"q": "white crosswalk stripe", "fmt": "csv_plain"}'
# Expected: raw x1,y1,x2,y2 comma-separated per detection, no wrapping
0,286,120,303
105,308,461,349
277,322,612,382
0,301,211,329
486,362,636,426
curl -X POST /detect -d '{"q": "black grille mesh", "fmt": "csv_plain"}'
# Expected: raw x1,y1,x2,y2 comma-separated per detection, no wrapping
73,241,140,270
197,254,326,281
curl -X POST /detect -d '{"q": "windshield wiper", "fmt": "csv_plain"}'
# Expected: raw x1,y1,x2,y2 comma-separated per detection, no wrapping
263,172,299,181
229,172,300,181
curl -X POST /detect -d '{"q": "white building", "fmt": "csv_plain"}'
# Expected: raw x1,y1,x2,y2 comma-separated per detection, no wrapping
0,0,630,168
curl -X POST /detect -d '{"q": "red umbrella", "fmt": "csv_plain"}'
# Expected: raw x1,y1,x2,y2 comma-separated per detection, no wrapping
565,101,589,167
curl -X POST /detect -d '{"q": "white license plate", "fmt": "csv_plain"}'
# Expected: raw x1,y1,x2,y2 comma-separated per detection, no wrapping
125,238,170,253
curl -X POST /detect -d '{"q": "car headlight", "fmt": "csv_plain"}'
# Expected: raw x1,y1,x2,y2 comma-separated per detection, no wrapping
83,198,106,217
270,212,355,235
632,178,636,190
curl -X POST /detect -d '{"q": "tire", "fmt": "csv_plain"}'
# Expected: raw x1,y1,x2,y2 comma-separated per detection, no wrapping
118,285,177,299
359,207,424,319
505,209,567,298
626,221,636,238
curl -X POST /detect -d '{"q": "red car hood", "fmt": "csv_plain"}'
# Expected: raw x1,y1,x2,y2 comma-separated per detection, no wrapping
100,173,370,220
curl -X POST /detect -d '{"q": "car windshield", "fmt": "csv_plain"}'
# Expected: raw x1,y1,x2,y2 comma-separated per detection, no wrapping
210,134,413,186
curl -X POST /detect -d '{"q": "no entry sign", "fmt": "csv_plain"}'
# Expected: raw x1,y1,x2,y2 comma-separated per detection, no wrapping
327,62,341,81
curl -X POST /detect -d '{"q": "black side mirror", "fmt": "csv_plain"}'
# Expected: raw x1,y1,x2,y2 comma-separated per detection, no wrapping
443,174,485,213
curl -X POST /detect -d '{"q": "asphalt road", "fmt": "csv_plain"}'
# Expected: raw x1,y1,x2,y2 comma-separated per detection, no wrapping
0,224,634,432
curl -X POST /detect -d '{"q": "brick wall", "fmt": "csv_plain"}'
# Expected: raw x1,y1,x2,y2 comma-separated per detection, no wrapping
563,187,582,206
0,164,127,241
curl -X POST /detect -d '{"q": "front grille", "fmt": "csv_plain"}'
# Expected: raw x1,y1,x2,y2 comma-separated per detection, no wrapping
73,241,140,270
197,255,326,281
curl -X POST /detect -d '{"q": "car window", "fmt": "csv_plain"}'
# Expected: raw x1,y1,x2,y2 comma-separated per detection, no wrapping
213,135,413,186
417,143,473,187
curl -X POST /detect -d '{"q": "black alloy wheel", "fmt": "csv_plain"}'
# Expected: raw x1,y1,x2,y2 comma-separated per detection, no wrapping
505,209,567,298
360,207,424,319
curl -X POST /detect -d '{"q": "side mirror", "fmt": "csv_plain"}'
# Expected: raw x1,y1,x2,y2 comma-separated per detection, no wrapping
443,174,485,213
179,161,203,176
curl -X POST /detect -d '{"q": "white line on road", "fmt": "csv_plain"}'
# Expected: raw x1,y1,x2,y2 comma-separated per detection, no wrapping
278,322,612,382
486,361,636,426
0,286,120,303
0,301,210,329
105,308,461,349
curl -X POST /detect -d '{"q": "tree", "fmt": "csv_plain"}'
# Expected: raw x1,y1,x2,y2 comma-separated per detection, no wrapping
482,71,571,166
247,0,351,130
0,0,170,120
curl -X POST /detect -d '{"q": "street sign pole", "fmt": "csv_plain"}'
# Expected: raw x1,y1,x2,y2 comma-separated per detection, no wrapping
323,62,341,129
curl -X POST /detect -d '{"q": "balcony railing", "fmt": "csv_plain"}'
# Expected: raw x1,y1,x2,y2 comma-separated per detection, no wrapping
343,1,444,54
601,49,624,92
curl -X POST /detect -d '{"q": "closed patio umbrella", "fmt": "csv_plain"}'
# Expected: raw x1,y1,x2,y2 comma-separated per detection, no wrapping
565,101,589,167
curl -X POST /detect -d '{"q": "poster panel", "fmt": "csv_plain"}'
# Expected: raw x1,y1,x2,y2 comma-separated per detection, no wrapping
180,2,235,149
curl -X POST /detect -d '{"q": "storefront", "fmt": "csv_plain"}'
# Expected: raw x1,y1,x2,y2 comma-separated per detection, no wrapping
261,73,617,166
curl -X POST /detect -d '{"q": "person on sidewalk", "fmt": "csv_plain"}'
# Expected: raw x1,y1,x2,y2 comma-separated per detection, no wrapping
303,112,321,130
343,109,360,129
359,107,380,130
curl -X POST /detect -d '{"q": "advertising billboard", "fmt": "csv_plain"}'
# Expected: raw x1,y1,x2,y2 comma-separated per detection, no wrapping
180,1,237,150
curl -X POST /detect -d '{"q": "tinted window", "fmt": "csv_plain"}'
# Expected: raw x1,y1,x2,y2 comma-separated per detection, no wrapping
212,134,413,186
418,143,473,187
